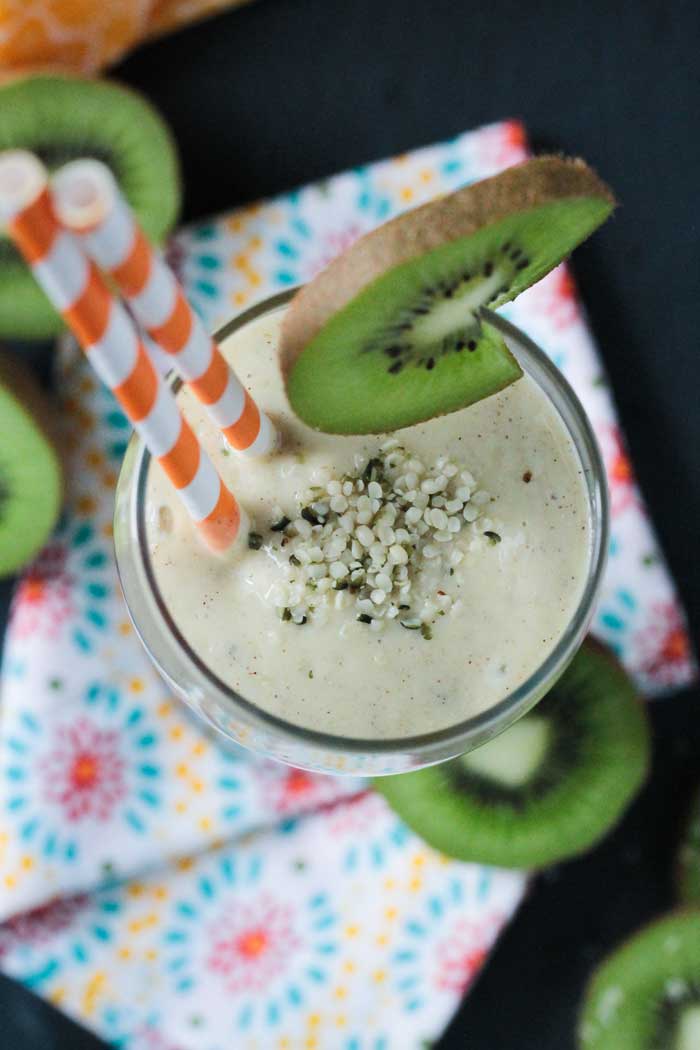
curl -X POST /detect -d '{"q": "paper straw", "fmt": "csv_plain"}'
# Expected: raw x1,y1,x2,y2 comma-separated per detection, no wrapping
51,160,277,458
0,150,246,553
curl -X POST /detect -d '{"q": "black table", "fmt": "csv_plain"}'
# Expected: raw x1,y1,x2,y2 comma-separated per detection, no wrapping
1,1,698,1047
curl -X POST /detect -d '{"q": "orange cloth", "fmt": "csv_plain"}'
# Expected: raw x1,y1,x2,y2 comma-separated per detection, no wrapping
0,0,251,75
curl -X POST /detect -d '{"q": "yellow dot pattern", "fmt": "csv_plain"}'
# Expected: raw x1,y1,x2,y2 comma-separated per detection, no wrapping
229,234,264,309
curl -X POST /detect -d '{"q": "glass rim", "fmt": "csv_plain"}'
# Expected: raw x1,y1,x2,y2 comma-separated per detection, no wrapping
122,290,609,759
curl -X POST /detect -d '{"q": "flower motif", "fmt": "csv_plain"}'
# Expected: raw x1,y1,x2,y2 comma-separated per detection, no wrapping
637,601,695,690
518,265,581,333
305,222,365,277
207,893,300,993
433,916,502,994
595,590,695,694
42,718,126,822
163,852,338,1032
1,682,161,865
269,177,390,290
0,890,122,989
595,587,639,662
597,424,639,517
100,1015,178,1050
127,1026,180,1050
0,895,88,959
328,792,409,871
9,543,74,641
392,873,503,1013
213,746,256,827
10,516,113,654
503,119,528,153
468,119,528,175
255,761,352,817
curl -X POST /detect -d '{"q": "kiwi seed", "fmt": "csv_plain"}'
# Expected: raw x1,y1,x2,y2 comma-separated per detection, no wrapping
281,156,615,434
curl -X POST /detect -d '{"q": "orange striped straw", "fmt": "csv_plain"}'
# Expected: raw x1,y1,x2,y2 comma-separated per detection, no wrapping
51,160,277,458
0,150,246,554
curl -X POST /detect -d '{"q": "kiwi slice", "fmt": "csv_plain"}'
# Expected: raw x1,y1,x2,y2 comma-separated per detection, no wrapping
0,74,181,340
578,910,700,1049
373,640,649,869
281,156,615,433
0,353,63,577
677,790,700,906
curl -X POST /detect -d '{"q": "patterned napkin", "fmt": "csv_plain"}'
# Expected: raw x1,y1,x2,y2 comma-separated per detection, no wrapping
0,120,695,1050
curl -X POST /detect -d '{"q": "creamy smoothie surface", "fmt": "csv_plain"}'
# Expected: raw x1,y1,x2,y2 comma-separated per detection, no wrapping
145,305,591,739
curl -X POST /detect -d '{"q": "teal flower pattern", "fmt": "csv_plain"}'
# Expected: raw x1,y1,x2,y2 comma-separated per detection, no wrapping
1,681,161,866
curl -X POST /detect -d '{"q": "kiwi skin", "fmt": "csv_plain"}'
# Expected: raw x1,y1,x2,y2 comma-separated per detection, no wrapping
0,352,62,454
677,789,700,905
280,155,616,383
0,71,182,238
0,352,64,577
577,910,700,1049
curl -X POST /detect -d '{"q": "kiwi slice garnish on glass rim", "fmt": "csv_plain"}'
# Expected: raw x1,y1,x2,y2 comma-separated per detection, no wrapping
281,156,615,434
677,790,700,906
0,74,181,340
373,640,650,870
0,352,63,577
578,910,700,1050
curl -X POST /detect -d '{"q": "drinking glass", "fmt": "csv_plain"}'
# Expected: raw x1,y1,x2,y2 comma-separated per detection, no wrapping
114,290,608,776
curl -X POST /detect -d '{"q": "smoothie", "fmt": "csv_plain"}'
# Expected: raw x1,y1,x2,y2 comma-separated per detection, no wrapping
144,302,592,741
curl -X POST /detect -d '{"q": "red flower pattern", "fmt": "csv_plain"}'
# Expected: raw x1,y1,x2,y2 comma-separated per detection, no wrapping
521,265,581,331
10,542,74,641
257,762,347,816
307,224,364,277
130,1027,183,1050
43,717,127,821
434,916,502,994
0,895,87,958
637,601,694,689
328,791,383,836
477,120,528,171
597,423,639,517
207,893,300,993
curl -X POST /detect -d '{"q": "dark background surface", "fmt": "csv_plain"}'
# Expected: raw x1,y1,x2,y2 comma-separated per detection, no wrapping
1,0,699,1047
